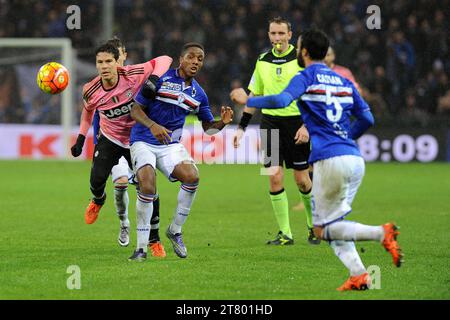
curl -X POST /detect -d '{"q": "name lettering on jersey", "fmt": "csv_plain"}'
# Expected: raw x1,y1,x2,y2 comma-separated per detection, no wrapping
102,101,133,119
317,74,344,86
161,81,182,91
333,123,348,139
272,59,287,63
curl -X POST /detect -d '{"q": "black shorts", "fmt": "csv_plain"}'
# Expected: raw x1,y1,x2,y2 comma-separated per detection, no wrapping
90,135,132,188
260,114,310,170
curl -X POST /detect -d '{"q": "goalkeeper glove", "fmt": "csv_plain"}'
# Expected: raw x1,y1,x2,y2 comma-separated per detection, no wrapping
71,134,85,157
141,75,160,99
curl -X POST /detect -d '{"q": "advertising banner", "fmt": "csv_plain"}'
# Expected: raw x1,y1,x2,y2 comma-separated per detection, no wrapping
0,124,448,163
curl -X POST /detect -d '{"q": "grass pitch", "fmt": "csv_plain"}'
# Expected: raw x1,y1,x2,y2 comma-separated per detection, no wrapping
0,160,449,299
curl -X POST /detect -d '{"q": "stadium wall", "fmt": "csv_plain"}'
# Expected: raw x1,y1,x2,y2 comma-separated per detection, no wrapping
0,124,449,163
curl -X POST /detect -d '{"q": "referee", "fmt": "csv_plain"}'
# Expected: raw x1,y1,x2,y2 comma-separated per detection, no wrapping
232,17,319,245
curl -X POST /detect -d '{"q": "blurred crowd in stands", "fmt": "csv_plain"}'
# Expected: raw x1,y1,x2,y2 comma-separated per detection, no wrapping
0,0,448,126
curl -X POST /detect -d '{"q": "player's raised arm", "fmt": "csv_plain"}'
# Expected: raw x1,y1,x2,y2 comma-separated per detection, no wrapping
141,55,173,99
130,102,172,145
231,73,308,109
202,106,234,135
149,55,173,77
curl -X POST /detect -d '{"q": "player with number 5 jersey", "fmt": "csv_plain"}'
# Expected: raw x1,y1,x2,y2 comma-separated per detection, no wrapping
231,29,403,291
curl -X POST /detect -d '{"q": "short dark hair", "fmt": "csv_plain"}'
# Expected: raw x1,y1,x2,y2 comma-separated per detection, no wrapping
269,16,291,32
300,29,330,60
181,42,205,56
95,43,119,60
106,36,126,52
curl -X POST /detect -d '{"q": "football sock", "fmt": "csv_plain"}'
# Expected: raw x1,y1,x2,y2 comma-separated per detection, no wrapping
299,188,313,229
269,189,292,238
92,192,106,205
330,240,367,276
114,182,129,227
169,183,198,235
149,197,160,242
136,191,155,252
323,220,384,242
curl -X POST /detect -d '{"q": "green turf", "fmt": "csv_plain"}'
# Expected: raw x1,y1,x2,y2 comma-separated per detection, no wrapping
0,160,449,299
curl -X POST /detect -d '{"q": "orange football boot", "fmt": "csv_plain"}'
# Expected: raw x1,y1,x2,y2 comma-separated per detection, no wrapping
85,200,103,224
382,223,403,267
149,241,167,258
337,272,371,291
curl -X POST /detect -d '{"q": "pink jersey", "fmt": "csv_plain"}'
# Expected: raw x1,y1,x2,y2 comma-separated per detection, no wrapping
333,64,360,91
79,55,172,148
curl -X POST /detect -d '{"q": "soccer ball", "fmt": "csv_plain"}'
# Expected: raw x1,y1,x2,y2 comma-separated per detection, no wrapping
36,62,70,94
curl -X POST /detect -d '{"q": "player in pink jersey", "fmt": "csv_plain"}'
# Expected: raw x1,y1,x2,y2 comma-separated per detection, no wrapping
89,37,166,257
70,42,172,225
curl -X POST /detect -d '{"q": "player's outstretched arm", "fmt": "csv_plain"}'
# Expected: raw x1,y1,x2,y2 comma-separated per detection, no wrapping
141,55,173,99
130,102,172,144
231,74,307,110
150,55,173,77
202,106,234,135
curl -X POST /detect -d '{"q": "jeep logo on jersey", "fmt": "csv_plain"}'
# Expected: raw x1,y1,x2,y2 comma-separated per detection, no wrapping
102,101,133,119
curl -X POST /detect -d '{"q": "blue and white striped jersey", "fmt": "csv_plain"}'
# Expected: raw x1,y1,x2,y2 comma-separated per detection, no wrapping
247,62,374,163
130,68,214,145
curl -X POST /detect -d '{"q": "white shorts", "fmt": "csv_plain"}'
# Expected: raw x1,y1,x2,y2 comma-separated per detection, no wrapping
131,141,195,181
111,156,133,183
311,155,365,227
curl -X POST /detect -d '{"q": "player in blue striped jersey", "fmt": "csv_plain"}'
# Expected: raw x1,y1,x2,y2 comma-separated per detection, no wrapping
231,29,403,291
128,43,233,260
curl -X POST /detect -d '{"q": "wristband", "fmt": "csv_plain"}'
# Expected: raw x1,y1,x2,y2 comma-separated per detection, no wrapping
238,112,253,131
